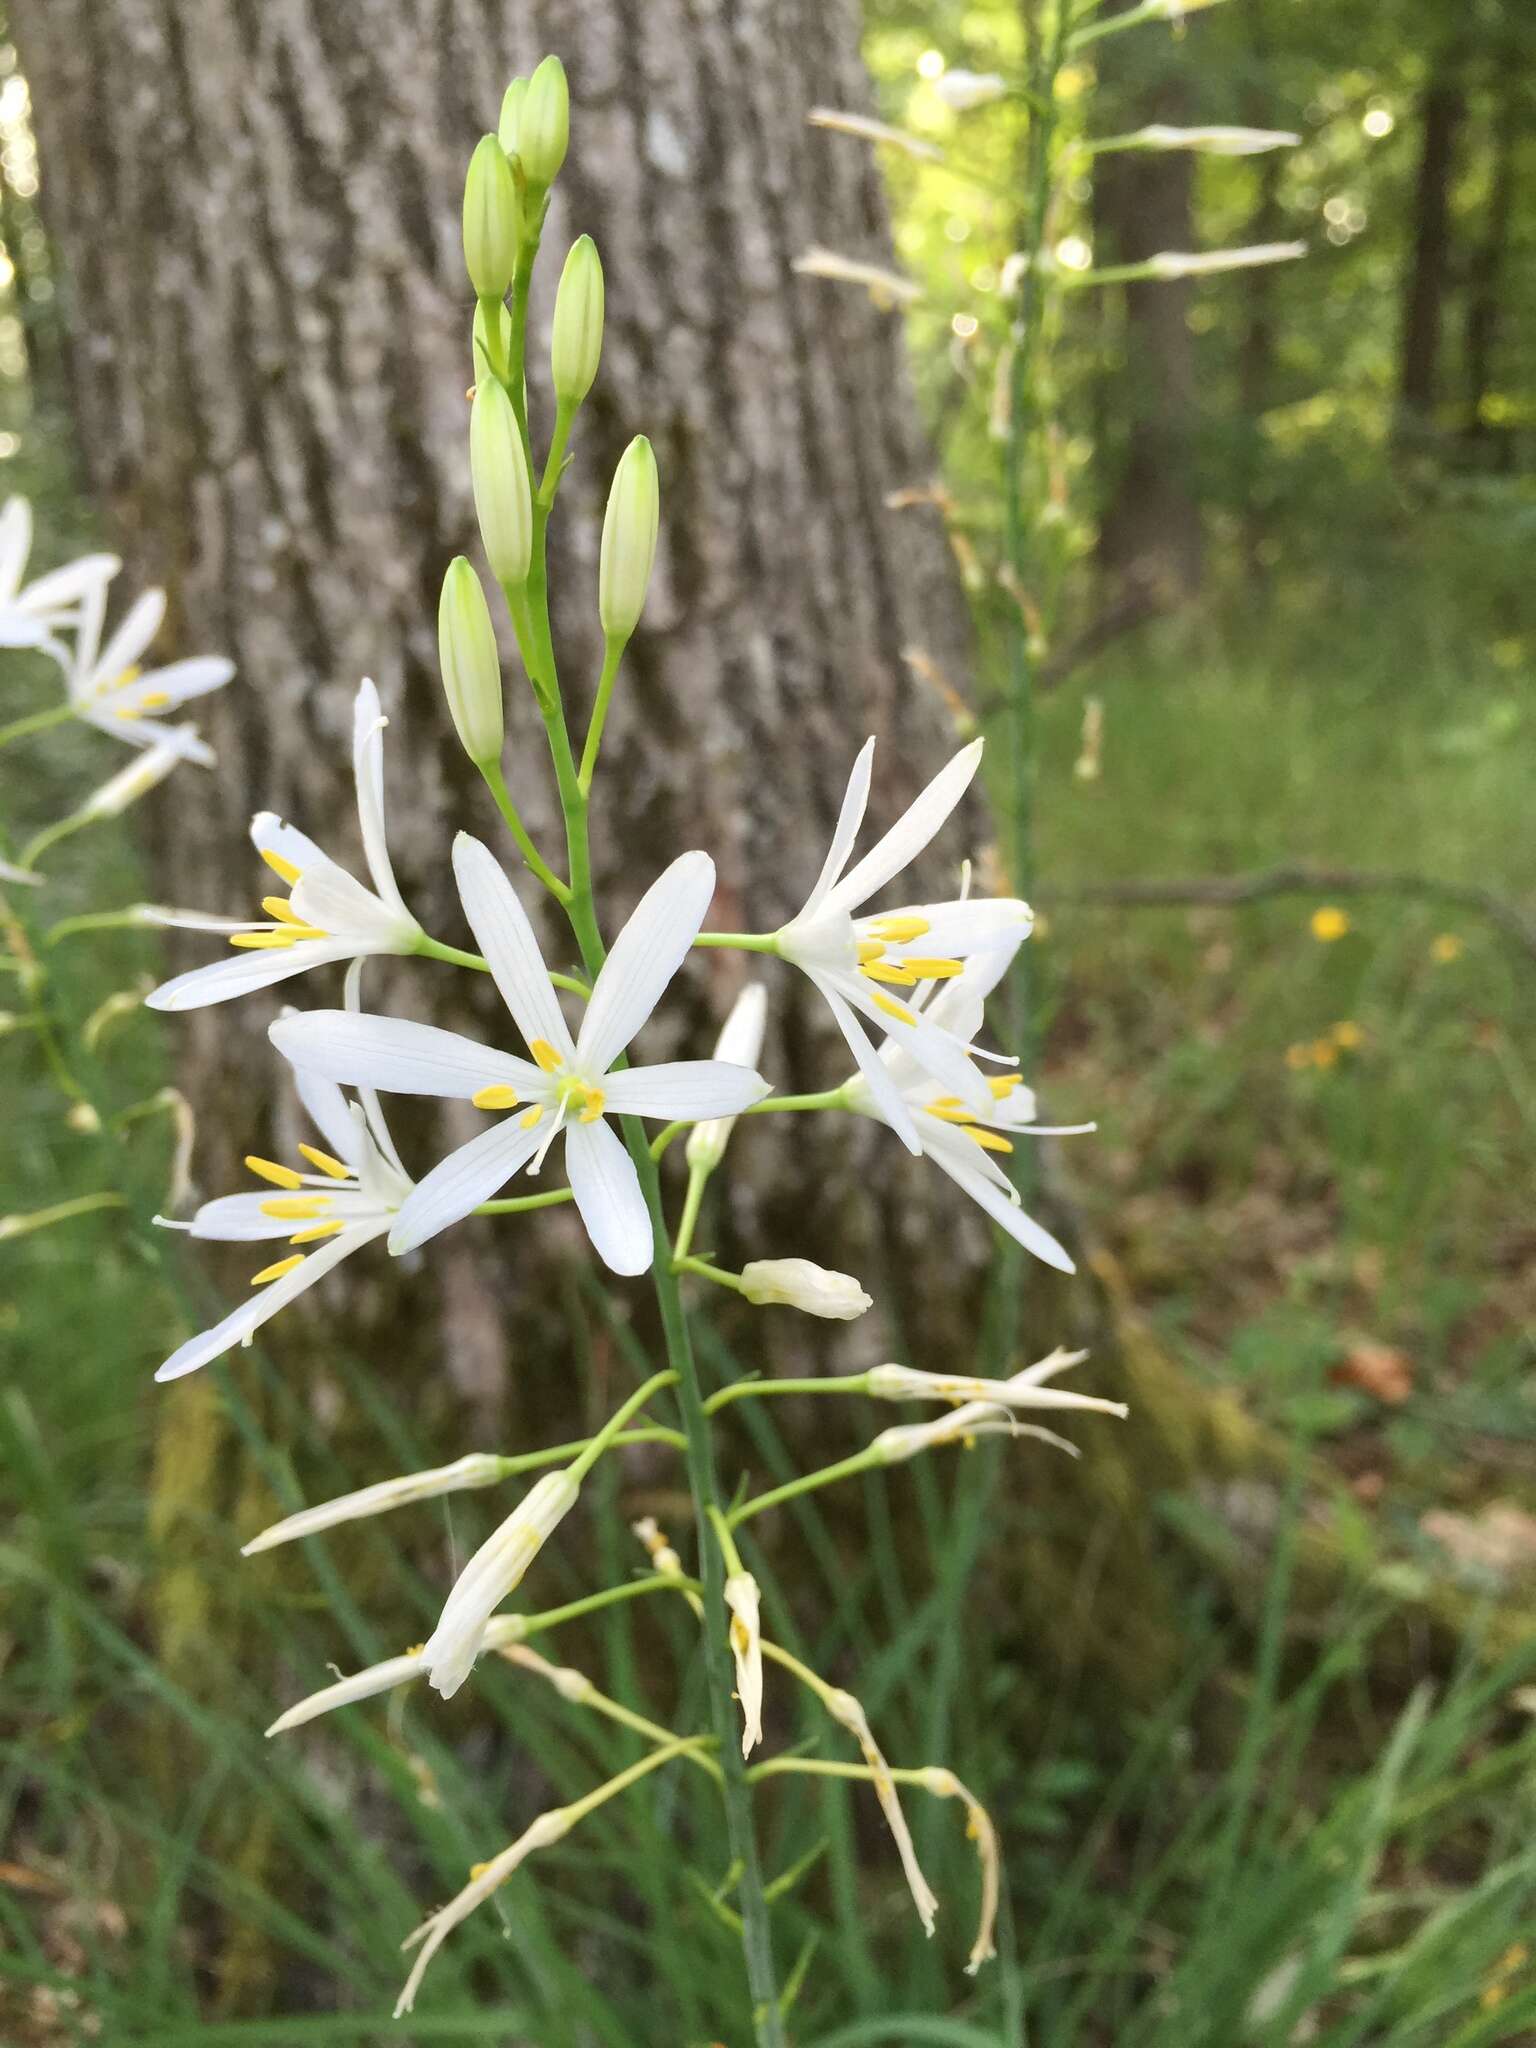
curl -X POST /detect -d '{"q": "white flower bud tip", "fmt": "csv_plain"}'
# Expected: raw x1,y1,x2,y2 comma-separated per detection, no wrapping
470,375,534,587
437,556,505,764
243,1450,506,1556
598,436,659,641
498,78,528,157
930,70,1006,112
80,741,186,820
551,235,605,408
687,982,769,1172
462,133,519,300
421,1469,579,1699
740,1257,872,1321
518,55,569,189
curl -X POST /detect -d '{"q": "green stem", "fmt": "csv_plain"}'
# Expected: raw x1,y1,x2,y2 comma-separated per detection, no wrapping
576,635,627,796
0,1190,127,1240
476,291,510,385
478,759,570,899
0,702,72,751
705,1503,745,1580
513,1573,702,1642
538,397,577,506
743,1088,851,1117
675,1254,745,1295
705,1373,872,1416
693,931,780,954
729,1449,882,1531
672,1164,709,1264
476,1187,576,1216
421,933,588,997
497,1425,686,1476
20,809,96,873
560,1734,716,1830
567,1369,679,1483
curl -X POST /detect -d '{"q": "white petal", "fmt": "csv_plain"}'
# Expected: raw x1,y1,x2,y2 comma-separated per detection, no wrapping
352,678,410,920
388,1117,546,1254
17,553,120,615
564,1118,653,1275
137,906,267,933
602,1059,772,1120
289,857,396,938
452,834,575,1061
345,958,413,1183
270,1010,536,1100
819,977,921,1153
176,1193,305,1242
128,656,234,707
154,1225,380,1381
895,898,1033,959
800,737,874,918
839,972,993,1115
86,711,213,764
92,586,166,686
294,1067,366,1168
69,576,107,688
928,1144,1075,1272
577,851,715,1076
145,938,364,1012
0,495,29,598
249,811,331,876
824,738,983,917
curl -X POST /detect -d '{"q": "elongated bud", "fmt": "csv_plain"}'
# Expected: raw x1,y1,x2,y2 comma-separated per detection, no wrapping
687,983,769,1172
741,1257,872,1321
421,1469,579,1698
470,377,533,587
81,740,185,819
498,77,528,156
518,55,569,190
462,134,519,300
551,235,604,408
437,558,505,764
724,1573,764,1756
598,436,658,640
243,1450,506,1556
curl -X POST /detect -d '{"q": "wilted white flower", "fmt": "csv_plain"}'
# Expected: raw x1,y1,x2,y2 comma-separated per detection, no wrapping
1111,123,1299,155
0,496,118,661
867,1346,1126,1419
873,1398,1079,1464
686,982,769,1172
740,1257,872,1321
918,1766,999,1973
265,1615,525,1736
65,579,232,762
272,837,771,1275
929,69,1006,112
395,1808,574,2016
827,1686,938,1936
242,1452,508,1555
145,678,423,1011
1147,241,1307,280
724,1572,764,1756
791,246,922,308
419,1469,581,1698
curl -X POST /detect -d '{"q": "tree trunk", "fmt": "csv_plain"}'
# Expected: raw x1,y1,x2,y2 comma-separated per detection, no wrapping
1460,74,1518,465
1397,69,1466,444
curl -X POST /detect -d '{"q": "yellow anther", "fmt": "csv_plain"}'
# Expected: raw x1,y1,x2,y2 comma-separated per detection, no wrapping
297,1144,352,1180
899,957,963,980
869,915,930,943
473,1084,521,1111
289,1220,347,1244
927,1102,979,1126
870,991,914,1025
246,1156,304,1190
529,1039,565,1074
113,706,141,720
966,1128,1014,1154
251,1253,305,1285
576,1087,606,1124
258,1196,331,1219
988,1074,1023,1098
855,940,887,965
469,1861,492,1882
862,960,917,986
259,847,302,886
104,663,143,696
135,690,171,711
405,1643,426,1658
520,1105,545,1129
229,931,299,950
261,895,310,926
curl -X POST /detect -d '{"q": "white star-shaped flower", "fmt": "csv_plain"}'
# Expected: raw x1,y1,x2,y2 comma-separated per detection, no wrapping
145,678,423,1011
773,736,1031,1149
845,947,1089,1273
66,576,232,763
154,1056,413,1382
271,835,772,1276
0,496,118,661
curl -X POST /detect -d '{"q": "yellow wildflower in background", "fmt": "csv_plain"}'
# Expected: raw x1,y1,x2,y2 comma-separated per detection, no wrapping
1430,932,1464,964
1331,1021,1363,1050
1310,906,1350,942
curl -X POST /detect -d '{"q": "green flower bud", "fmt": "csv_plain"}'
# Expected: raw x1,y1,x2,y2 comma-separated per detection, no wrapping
551,236,604,408
470,377,533,588
437,556,504,764
462,134,519,300
498,77,528,157
598,437,659,641
519,55,569,190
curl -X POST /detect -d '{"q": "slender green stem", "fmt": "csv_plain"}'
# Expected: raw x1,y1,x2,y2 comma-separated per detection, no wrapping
538,398,577,506
748,1757,938,1790
0,702,72,751
422,933,588,996
672,1164,709,1264
0,1190,127,1240
476,1187,576,1216
20,809,96,872
577,635,627,795
476,291,510,385
693,930,780,954
743,1088,851,1117
497,1424,686,1476
478,759,570,898
506,1638,724,1787
675,1254,745,1295
568,1369,679,1483
512,1573,702,1642
650,1120,688,1162
705,1373,872,1415
705,1503,746,1580
46,907,152,944
728,1449,882,1531
560,1734,716,1830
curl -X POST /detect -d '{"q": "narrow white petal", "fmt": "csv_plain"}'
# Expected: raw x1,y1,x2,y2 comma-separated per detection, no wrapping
896,898,1033,959
154,1225,379,1381
601,1060,772,1120
800,737,875,918
16,553,120,614
91,586,166,685
294,1066,366,1168
577,851,715,1076
70,575,107,687
85,712,212,764
179,1191,326,1242
840,974,993,1115
0,495,29,598
352,678,410,919
929,1145,1075,1272
129,656,235,706
249,811,330,876
824,738,983,917
388,1117,546,1254
136,906,267,934
289,858,395,938
270,1010,536,1100
564,1118,653,1275
145,938,363,1012
266,1653,426,1736
818,977,921,1153
452,834,575,1060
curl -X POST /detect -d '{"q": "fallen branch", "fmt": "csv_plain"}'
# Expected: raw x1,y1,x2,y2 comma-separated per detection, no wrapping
1036,864,1536,964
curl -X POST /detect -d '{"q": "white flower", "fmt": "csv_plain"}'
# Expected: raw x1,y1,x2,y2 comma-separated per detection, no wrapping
826,1686,938,1937
917,1767,1000,1974
145,677,423,1011
242,1452,507,1555
153,1055,413,1382
929,69,1007,112
724,1572,765,1757
396,1808,573,2017
686,981,768,1172
867,1345,1127,1419
0,496,118,661
740,1257,872,1321
420,1468,580,1698
66,577,232,762
873,1398,1080,1464
846,947,1086,1272
773,736,1031,1149
1118,123,1299,156
266,1615,524,1736
270,836,772,1276
1146,241,1307,281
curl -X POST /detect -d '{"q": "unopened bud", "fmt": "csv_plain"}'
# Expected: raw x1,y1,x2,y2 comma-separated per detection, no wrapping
687,983,769,1173
598,436,658,640
470,377,533,587
551,236,604,408
498,77,528,156
437,557,505,764
518,55,569,190
81,741,185,820
741,1257,872,1321
462,134,519,300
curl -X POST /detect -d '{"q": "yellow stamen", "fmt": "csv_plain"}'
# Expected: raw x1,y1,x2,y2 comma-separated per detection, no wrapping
101,662,142,697
251,1254,305,1285
246,1156,304,1190
259,847,302,886
262,895,310,926
473,1084,521,1111
988,1074,1023,1098
529,1039,565,1074
289,1221,347,1244
297,1144,352,1180
229,931,299,950
405,1643,426,1658
899,956,963,979
520,1105,545,1129
855,940,887,965
258,1196,331,1219
862,960,917,986
966,1128,1014,1154
870,991,915,1025
927,1102,980,1125
469,1861,493,1882
869,915,930,943
577,1087,606,1124
135,690,171,711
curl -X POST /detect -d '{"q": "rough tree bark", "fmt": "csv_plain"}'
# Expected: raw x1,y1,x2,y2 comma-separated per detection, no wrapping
1397,66,1466,442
